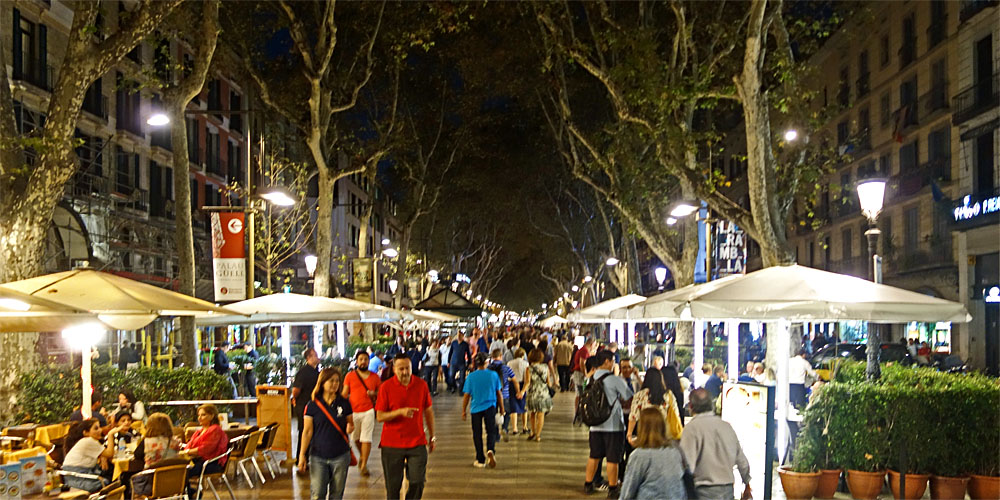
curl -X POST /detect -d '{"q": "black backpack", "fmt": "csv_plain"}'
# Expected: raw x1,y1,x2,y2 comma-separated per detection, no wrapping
579,373,614,426
488,362,506,389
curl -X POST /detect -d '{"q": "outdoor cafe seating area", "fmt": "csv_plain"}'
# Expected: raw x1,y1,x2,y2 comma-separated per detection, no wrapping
1,415,287,500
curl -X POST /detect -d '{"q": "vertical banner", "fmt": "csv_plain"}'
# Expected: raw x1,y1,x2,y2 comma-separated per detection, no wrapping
352,257,375,303
714,220,747,279
210,212,246,301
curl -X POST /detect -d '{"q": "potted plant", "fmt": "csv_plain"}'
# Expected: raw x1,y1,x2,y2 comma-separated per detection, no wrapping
886,397,930,500
969,451,999,500
791,404,840,499
929,412,973,500
828,386,886,500
778,464,821,500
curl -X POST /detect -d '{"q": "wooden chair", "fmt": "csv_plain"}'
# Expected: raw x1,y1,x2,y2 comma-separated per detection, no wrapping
193,448,235,500
235,429,265,487
129,463,190,500
254,423,280,479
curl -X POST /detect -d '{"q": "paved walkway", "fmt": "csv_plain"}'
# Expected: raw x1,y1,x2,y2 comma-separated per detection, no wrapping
224,390,593,499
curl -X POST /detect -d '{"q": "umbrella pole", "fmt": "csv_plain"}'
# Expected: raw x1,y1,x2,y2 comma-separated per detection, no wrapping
727,320,739,380
775,319,791,464
694,320,705,371
81,352,93,419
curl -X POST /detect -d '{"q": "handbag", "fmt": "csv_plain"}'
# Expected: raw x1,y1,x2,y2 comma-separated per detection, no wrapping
680,449,699,499
314,399,359,466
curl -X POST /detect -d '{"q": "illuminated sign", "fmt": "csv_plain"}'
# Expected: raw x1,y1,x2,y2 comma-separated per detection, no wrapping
986,286,1000,304
953,194,1000,222
721,382,775,499
714,220,747,278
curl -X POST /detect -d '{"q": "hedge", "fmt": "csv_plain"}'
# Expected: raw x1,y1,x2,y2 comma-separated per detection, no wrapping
793,362,1000,476
17,364,231,425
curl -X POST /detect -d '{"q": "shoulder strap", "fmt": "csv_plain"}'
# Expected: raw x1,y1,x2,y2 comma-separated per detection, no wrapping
313,399,350,443
354,369,372,392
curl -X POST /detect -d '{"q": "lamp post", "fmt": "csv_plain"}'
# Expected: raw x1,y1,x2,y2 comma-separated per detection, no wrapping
63,323,106,418
654,266,667,291
857,178,887,380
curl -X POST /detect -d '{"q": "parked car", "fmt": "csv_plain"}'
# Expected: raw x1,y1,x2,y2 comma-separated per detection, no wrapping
810,343,914,380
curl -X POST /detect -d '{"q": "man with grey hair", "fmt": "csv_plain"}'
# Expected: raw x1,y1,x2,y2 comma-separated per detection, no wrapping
680,389,751,500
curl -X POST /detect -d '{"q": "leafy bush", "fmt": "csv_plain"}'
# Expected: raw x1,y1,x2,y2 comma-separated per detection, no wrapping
794,362,999,476
17,364,231,425
674,346,727,372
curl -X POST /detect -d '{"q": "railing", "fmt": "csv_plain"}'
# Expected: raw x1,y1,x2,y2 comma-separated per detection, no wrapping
81,94,108,120
894,104,919,131
885,239,954,275
67,170,107,199
14,64,54,91
828,256,867,279
953,72,999,125
960,0,998,22
890,158,951,199
112,185,149,212
921,84,949,116
856,74,870,98
834,198,860,219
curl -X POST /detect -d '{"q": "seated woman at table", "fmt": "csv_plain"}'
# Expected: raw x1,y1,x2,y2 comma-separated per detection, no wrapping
113,389,147,424
110,413,139,446
142,413,182,468
183,404,228,475
62,419,115,492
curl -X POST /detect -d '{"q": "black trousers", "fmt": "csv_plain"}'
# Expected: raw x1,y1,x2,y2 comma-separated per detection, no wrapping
557,364,571,391
423,366,439,394
471,405,498,464
381,445,428,500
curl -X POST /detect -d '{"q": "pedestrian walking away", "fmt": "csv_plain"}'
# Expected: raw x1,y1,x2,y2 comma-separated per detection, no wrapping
521,348,554,441
583,350,634,499
342,350,382,476
680,389,751,500
449,332,472,394
507,348,529,434
375,357,436,500
299,368,354,500
463,352,504,468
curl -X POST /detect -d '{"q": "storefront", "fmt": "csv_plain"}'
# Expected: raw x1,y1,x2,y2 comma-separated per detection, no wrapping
951,190,1000,375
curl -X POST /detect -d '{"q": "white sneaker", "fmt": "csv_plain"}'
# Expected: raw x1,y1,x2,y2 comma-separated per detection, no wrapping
486,450,496,468
473,461,486,468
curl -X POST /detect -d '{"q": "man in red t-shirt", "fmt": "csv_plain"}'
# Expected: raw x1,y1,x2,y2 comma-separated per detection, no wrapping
342,350,382,476
375,357,436,499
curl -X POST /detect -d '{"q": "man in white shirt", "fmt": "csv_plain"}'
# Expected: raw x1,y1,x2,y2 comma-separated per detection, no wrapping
693,363,712,389
789,349,817,408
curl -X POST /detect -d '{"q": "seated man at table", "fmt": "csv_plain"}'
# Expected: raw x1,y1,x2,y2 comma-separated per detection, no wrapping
70,390,108,429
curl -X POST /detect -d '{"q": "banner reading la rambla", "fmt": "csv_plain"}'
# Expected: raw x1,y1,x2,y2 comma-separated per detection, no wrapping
210,212,246,301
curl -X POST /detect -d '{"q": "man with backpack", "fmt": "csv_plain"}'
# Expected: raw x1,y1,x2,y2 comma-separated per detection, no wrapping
581,350,633,498
489,348,519,442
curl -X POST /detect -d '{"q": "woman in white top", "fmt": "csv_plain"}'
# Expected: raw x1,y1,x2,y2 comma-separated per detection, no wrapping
422,339,442,396
506,348,529,434
62,419,118,492
114,389,146,423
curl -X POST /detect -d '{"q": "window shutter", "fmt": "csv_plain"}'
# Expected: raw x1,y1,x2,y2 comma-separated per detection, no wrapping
133,154,140,189
38,23,46,87
12,9,21,79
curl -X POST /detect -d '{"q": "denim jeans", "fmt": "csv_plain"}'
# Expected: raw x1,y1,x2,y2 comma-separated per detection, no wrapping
471,405,497,464
309,453,350,500
381,445,428,500
450,364,467,391
423,365,439,394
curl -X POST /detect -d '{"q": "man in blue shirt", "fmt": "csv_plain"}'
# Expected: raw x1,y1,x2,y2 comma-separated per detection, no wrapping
368,350,385,377
489,349,519,442
584,350,633,498
462,353,504,469
449,333,472,394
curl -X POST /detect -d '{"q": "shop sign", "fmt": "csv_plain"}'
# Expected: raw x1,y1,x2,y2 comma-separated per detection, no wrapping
952,193,1000,224
210,212,246,301
352,257,375,303
714,220,747,278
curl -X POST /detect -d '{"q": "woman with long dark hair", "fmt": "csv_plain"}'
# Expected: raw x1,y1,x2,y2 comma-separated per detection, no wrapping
62,419,115,492
661,365,685,424
626,368,682,443
299,368,354,500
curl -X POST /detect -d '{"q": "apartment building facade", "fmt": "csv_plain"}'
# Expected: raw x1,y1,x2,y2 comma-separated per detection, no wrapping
787,0,999,369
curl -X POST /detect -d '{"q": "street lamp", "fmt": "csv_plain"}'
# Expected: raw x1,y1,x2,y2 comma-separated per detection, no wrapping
857,178,887,380
666,217,678,226
388,279,399,294
146,112,170,127
784,129,799,142
583,275,593,283
571,285,579,292
605,257,620,266
259,187,297,207
304,255,318,277
669,201,699,218
655,267,668,290
381,238,391,246
382,248,399,258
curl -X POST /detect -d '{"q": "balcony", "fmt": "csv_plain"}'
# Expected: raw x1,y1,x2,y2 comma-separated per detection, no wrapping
81,94,108,120
894,104,920,131
112,185,149,212
14,64,54,92
828,256,867,279
890,158,952,199
921,84,949,117
960,0,998,22
67,170,107,199
953,72,999,125
834,198,860,219
885,238,954,275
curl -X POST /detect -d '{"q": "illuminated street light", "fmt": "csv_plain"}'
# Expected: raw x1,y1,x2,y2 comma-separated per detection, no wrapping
304,255,318,277
857,178,887,221
669,201,699,218
571,285,579,292
666,217,678,225
655,267,668,286
784,129,799,142
63,322,106,418
542,303,547,309
605,257,620,266
259,187,297,207
146,112,170,126
563,292,570,298
382,248,399,258
583,275,593,283
388,279,398,294
382,238,391,246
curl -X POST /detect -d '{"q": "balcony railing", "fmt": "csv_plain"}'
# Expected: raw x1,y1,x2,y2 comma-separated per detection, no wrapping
834,198,860,219
953,72,999,125
885,238,954,275
81,94,108,120
112,185,149,212
921,84,949,116
890,158,952,199
14,64,54,92
67,170,107,199
894,104,920,131
960,0,998,22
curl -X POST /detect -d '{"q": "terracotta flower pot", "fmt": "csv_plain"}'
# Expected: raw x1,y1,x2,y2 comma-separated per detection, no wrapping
887,470,929,500
847,469,886,500
814,469,842,499
930,475,969,500
778,467,821,500
968,475,1000,500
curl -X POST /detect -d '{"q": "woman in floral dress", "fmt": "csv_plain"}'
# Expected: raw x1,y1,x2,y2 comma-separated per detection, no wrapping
520,348,554,441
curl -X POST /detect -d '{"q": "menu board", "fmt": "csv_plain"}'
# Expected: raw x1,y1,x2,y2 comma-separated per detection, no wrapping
721,382,775,500
0,462,22,499
17,457,44,496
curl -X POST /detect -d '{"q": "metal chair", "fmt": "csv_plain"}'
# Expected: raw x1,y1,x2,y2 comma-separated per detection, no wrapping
254,423,280,479
88,482,125,500
194,448,235,500
129,463,190,500
235,429,265,487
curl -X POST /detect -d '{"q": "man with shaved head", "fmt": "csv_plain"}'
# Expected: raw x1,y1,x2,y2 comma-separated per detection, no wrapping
680,389,751,500
376,357,436,499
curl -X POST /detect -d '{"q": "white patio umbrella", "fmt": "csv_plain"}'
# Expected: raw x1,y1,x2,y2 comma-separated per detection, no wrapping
568,294,647,323
0,269,234,330
194,293,381,326
537,315,568,328
0,287,102,332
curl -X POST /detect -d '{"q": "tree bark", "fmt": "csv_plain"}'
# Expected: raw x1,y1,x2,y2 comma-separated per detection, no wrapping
313,166,335,297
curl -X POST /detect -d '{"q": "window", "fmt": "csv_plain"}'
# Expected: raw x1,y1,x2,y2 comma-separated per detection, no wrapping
149,97,171,150
838,67,850,107
837,121,849,146
229,91,242,132
186,118,200,163
900,14,917,68
904,207,919,249
857,107,871,148
900,141,918,172
882,215,894,252
148,161,174,218
879,153,891,175
115,73,142,136
929,59,947,112
12,9,48,90
206,130,221,176
350,225,359,249
975,130,996,193
928,1,946,49
880,92,891,128
899,76,918,127
880,34,890,67
153,39,170,82
857,50,870,97
928,126,950,162
82,78,105,119
842,227,853,259
227,140,241,185
75,131,104,176
207,80,221,115
115,146,140,193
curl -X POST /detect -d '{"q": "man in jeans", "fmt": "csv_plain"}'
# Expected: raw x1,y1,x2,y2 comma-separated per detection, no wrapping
462,353,504,468
448,332,472,394
680,389,751,500
375,357,436,499
554,334,574,392
584,350,633,499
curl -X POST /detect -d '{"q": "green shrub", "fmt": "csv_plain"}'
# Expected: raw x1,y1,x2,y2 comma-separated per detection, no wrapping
17,364,231,425
796,362,999,476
